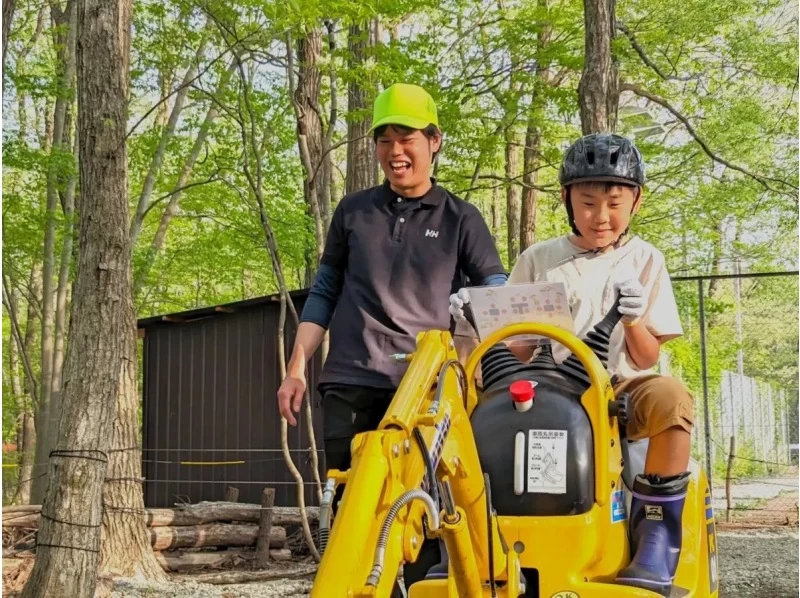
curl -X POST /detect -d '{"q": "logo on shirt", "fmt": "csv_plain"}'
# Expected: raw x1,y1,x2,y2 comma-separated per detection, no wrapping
425,229,439,238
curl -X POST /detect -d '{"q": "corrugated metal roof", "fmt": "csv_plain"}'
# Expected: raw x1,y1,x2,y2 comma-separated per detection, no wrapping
137,289,311,329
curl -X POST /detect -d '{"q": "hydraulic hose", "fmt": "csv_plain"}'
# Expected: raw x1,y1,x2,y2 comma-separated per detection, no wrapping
430,358,467,414
366,489,440,587
413,427,439,511
318,477,336,555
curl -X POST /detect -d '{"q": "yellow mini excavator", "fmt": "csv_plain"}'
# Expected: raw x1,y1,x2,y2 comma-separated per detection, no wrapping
310,295,719,598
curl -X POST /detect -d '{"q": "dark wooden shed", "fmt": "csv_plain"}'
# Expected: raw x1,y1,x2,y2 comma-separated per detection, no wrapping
137,290,326,509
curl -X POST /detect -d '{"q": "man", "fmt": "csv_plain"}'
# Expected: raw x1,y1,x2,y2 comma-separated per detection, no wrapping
277,82,506,588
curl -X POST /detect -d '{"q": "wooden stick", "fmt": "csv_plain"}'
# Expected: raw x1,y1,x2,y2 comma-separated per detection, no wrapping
225,486,239,503
256,487,276,567
726,435,736,523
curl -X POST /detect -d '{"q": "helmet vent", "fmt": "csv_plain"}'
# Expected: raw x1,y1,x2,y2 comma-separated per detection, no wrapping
586,150,595,165
609,147,620,165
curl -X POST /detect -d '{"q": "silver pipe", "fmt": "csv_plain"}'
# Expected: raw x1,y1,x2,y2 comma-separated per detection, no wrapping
366,489,440,587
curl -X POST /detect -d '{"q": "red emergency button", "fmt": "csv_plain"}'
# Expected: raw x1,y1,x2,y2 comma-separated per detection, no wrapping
510,380,537,412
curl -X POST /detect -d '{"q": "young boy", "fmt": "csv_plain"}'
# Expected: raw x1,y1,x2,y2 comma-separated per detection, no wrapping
450,133,694,595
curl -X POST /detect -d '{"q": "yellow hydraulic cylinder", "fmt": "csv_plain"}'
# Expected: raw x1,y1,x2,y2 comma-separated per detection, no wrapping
439,507,482,598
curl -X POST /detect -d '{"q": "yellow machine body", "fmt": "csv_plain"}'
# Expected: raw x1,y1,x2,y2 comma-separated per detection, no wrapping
310,323,719,598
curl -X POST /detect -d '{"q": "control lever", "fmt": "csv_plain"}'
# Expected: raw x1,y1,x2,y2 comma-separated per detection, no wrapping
609,392,636,490
607,391,630,425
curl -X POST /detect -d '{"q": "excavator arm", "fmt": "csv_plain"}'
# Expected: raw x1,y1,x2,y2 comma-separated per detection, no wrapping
311,329,509,597
311,319,616,598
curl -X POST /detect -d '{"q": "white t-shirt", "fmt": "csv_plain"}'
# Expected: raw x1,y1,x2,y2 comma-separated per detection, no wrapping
508,235,683,378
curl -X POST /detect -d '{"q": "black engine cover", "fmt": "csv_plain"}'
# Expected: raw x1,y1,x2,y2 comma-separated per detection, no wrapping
471,372,595,516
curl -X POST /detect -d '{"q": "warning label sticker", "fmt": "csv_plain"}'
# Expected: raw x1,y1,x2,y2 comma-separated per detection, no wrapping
611,489,626,523
527,429,568,494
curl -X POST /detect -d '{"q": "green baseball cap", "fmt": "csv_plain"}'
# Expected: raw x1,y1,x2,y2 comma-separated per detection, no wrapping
369,83,439,133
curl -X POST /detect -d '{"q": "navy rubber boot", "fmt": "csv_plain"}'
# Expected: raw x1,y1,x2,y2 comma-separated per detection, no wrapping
615,472,691,596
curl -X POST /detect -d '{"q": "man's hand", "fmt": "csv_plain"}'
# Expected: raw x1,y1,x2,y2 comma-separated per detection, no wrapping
448,288,471,321
615,278,647,326
277,369,306,426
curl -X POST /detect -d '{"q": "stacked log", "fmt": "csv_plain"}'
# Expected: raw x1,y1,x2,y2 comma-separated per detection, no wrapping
3,502,319,530
2,501,319,573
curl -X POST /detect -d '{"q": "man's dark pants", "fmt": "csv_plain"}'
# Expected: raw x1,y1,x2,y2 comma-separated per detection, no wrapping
321,383,441,596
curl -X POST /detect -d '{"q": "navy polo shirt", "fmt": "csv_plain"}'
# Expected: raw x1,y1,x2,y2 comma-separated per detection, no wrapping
302,180,505,389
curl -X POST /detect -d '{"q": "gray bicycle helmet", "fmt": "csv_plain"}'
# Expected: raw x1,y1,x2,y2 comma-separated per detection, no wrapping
559,133,645,241
559,133,645,187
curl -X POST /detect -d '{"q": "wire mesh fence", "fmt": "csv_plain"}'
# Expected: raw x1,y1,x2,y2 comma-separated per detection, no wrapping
666,271,799,525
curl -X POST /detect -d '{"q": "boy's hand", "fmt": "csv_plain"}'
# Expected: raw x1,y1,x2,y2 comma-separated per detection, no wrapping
615,278,647,326
449,288,471,321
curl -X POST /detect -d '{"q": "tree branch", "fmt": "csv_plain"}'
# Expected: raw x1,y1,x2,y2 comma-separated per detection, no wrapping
616,21,699,82
2,275,39,407
140,170,221,221
125,33,258,141
620,82,799,198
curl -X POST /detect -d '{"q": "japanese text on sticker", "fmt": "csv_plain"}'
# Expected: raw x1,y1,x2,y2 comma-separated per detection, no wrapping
527,429,568,494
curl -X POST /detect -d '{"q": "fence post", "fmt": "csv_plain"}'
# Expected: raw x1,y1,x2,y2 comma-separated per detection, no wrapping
698,278,713,485
256,487,276,567
726,436,735,522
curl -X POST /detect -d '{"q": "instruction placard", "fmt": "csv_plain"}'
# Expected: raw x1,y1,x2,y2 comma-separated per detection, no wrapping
467,282,575,343
527,429,568,494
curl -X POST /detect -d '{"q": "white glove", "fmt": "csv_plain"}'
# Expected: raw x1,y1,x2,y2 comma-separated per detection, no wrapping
614,278,647,326
448,288,471,321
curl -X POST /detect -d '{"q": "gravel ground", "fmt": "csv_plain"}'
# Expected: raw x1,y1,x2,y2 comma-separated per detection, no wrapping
109,529,799,598
717,528,798,597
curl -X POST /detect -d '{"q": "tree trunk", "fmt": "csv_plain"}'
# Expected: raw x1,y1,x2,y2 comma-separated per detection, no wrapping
346,21,376,194
5,287,35,506
16,413,36,505
578,0,619,134
51,133,77,404
20,0,133,592
19,264,41,504
505,135,521,264
290,29,326,273
490,182,501,245
31,0,77,505
6,288,23,504
2,0,15,79
520,13,550,253
155,68,171,129
99,328,165,579
520,118,539,253
23,262,42,373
